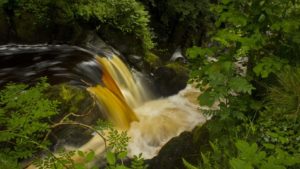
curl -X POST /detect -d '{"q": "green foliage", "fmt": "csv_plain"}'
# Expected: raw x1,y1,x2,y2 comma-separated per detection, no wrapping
34,150,98,169
0,153,20,169
253,57,288,78
230,140,300,169
130,154,147,169
142,0,210,27
99,119,147,169
185,139,300,169
186,0,300,169
1,0,154,50
0,0,8,6
12,0,51,23
73,0,154,50
0,79,147,169
187,0,300,109
34,119,147,169
264,67,300,120
48,84,89,115
183,159,198,169
257,119,300,154
0,78,59,165
144,52,162,68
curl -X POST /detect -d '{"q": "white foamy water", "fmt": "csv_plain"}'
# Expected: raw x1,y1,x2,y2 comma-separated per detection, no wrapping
65,85,205,161
127,85,206,159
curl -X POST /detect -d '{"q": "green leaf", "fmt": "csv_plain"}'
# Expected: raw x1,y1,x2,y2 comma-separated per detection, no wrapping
222,0,231,5
106,151,116,165
222,61,233,74
182,159,198,169
230,158,253,169
258,14,266,23
85,151,95,162
198,91,217,107
186,47,213,59
74,164,85,169
263,143,275,150
260,162,285,169
117,151,127,159
116,165,130,169
77,150,85,157
201,153,210,166
229,77,255,94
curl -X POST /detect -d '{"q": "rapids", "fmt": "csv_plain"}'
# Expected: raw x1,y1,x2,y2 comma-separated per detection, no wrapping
0,44,206,167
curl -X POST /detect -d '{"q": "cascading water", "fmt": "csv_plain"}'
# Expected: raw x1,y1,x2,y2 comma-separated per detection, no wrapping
0,44,206,168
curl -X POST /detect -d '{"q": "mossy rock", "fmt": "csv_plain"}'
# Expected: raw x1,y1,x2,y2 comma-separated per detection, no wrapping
166,62,188,75
154,62,189,96
144,52,162,72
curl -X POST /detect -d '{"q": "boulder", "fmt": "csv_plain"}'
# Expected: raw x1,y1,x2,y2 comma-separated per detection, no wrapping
154,62,188,96
147,125,209,169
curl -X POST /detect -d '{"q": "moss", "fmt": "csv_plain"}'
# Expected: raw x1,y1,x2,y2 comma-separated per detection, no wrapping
46,84,89,114
145,52,162,68
166,62,188,75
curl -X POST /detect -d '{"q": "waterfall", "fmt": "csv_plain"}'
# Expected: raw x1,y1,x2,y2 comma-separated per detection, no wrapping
0,44,206,168
87,54,152,129
82,54,206,159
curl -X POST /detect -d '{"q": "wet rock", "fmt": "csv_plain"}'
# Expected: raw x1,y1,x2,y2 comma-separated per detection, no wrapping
170,48,186,64
127,54,144,70
128,55,143,64
154,62,188,96
143,52,162,73
147,125,209,169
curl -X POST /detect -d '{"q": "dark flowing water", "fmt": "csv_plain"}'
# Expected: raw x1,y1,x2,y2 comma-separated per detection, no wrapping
0,44,102,87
